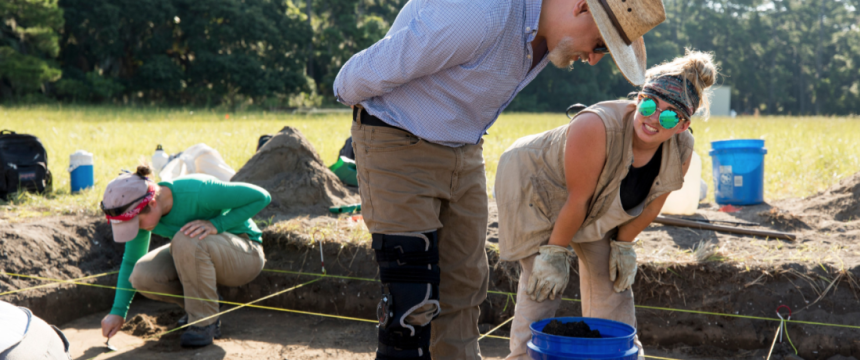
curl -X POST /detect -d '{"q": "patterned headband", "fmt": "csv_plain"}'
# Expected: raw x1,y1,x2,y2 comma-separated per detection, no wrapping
641,75,700,120
104,182,156,222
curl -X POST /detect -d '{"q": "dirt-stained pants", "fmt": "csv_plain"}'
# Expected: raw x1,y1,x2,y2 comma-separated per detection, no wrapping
129,232,266,326
0,308,70,360
506,235,642,360
351,120,490,360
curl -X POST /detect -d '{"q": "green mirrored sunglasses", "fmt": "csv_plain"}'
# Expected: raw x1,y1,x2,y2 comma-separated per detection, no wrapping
637,97,683,129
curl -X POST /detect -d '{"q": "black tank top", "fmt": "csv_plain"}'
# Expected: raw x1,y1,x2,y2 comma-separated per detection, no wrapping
620,144,662,211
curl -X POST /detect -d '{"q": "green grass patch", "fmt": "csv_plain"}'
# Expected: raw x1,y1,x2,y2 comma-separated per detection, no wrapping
2,105,859,217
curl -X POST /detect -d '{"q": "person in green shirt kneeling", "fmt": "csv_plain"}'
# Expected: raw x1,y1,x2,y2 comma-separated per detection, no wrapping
99,164,271,348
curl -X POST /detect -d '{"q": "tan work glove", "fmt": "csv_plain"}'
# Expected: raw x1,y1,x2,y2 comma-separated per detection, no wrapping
527,245,572,302
609,239,638,293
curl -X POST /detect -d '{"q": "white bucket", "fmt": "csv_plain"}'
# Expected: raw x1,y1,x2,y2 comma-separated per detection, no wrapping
661,151,702,215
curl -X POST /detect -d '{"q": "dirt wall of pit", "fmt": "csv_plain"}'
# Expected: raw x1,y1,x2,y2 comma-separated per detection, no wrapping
242,230,860,359
2,216,859,359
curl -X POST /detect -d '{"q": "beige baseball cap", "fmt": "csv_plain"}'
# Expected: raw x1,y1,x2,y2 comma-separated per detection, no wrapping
586,0,666,85
101,172,152,243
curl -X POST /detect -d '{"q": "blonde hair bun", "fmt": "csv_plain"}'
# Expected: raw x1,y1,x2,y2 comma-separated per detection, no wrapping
644,49,719,118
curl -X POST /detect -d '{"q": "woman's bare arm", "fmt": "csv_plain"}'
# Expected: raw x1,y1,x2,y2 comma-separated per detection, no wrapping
547,113,606,247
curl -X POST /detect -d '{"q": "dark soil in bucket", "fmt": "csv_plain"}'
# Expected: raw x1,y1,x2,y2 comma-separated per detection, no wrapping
542,319,602,338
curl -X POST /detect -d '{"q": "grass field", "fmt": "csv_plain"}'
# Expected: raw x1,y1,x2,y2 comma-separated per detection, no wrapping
2,105,860,217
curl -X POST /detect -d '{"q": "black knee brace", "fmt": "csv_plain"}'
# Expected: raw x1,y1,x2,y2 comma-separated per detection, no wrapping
372,231,440,360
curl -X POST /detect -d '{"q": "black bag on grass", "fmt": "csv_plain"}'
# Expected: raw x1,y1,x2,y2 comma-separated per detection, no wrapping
338,137,354,160
0,130,52,200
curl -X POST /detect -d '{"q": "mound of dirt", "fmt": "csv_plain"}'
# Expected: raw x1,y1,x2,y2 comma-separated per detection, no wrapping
789,171,860,221
232,126,358,219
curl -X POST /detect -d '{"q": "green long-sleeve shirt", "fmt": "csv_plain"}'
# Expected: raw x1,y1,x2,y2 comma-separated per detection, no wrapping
109,174,271,318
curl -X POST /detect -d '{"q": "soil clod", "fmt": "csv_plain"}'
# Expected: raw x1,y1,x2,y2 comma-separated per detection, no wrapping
121,309,185,337
541,319,602,338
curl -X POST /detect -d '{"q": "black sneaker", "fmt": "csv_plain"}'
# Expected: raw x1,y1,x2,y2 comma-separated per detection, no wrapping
180,319,222,347
178,295,224,327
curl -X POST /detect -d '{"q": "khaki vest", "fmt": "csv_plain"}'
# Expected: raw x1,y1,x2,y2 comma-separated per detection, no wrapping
495,100,694,261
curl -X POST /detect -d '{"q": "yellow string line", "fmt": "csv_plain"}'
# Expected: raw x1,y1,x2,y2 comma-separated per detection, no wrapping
6,269,860,331
765,324,781,360
1,271,681,360
262,269,860,331
478,317,514,341
180,303,512,343
2,272,265,306
262,268,376,282
148,277,322,339
0,270,119,296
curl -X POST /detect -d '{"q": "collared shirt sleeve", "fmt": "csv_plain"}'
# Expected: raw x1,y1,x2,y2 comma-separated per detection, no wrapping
333,0,489,105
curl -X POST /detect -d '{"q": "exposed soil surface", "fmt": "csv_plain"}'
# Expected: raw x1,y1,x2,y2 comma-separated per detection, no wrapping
232,126,359,220
541,319,602,338
58,300,855,360
121,309,184,337
6,171,860,359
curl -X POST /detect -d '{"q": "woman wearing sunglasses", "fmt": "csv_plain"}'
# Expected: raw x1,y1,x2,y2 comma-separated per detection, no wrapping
98,165,270,347
496,50,717,359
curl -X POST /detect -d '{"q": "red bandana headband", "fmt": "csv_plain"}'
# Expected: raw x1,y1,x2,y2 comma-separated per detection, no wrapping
105,182,157,222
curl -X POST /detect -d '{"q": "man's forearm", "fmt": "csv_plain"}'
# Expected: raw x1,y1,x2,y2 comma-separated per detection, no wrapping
333,53,372,106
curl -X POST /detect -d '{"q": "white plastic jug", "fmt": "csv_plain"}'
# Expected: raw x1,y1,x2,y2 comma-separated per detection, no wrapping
159,143,235,182
661,151,702,215
152,145,169,172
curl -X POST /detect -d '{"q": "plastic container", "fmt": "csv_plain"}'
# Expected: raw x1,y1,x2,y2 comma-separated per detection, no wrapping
152,145,169,172
661,151,702,215
709,139,767,205
68,150,94,193
329,203,361,214
159,143,236,182
329,156,358,187
528,317,639,360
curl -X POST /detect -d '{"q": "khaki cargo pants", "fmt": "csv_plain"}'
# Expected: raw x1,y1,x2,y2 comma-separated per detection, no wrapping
351,119,490,360
129,232,266,326
505,234,641,360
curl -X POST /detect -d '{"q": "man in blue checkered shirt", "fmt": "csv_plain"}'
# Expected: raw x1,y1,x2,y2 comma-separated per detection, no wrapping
334,0,666,358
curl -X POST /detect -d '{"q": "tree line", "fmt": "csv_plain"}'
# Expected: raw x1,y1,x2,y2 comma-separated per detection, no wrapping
1,0,859,115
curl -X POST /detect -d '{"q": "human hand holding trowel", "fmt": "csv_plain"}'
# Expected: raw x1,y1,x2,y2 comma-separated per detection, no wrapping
101,314,124,351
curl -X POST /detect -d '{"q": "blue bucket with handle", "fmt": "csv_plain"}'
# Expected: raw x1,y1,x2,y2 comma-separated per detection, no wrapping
528,317,639,360
709,139,767,205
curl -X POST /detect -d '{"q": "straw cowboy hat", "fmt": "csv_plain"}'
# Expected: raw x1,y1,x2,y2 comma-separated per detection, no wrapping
587,0,666,85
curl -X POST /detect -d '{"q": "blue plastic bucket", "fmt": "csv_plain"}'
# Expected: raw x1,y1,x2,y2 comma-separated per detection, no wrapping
708,139,767,205
528,317,639,360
